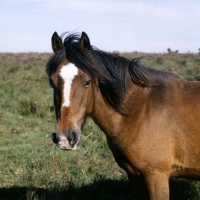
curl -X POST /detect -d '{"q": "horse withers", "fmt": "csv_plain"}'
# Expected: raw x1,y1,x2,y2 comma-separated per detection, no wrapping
46,31,200,200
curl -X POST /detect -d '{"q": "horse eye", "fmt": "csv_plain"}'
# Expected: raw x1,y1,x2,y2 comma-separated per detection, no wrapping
83,80,91,88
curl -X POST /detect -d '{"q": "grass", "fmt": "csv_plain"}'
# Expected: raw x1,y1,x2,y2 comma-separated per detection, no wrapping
0,52,200,199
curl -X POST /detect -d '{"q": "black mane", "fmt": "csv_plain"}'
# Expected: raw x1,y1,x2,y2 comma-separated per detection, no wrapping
46,32,180,114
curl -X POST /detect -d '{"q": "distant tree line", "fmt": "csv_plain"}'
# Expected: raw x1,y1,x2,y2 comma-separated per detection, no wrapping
167,48,200,54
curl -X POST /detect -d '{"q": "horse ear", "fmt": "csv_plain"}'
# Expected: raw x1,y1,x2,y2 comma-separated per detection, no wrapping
79,32,91,50
51,32,64,53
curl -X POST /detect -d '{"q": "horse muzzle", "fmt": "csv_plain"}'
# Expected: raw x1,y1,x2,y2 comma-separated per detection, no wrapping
51,130,81,150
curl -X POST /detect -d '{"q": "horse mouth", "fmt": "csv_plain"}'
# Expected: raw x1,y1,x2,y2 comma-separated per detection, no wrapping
58,140,78,150
52,131,81,151
57,139,78,151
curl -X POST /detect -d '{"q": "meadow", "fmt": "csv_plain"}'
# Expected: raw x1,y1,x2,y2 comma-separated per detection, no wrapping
0,52,200,200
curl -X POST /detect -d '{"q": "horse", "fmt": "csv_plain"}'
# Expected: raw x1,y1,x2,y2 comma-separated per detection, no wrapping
46,31,200,200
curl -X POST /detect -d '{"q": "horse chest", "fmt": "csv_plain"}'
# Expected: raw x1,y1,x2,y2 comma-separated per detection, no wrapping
106,136,141,176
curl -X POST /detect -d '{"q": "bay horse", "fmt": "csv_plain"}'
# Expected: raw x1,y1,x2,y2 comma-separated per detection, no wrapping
46,31,200,200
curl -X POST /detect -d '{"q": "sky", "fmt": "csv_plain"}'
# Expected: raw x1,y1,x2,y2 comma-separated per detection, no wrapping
0,0,200,53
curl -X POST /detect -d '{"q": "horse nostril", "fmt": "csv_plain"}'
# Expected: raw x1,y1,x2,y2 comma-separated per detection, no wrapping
67,131,77,146
52,132,58,144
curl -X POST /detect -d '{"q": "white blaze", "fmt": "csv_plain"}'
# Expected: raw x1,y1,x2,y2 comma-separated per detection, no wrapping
59,63,78,107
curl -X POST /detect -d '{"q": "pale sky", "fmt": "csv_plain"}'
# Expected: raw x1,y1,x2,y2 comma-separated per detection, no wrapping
0,0,200,53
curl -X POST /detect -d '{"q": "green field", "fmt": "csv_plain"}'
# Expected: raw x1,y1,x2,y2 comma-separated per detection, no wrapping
0,52,200,200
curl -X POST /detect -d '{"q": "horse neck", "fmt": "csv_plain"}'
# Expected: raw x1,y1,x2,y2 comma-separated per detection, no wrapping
89,77,149,137
91,87,122,135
